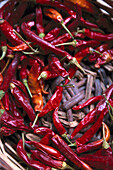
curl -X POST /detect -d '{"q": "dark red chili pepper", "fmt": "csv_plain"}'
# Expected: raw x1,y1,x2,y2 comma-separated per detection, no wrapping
2,91,10,111
0,52,20,99
31,149,71,169
0,127,15,137
36,5,45,38
10,83,36,123
53,106,67,136
83,28,113,41
0,110,31,132
0,19,23,45
0,0,10,18
17,139,51,170
26,140,65,161
73,95,102,110
76,122,110,154
51,134,92,170
79,155,113,170
65,64,78,84
38,86,63,118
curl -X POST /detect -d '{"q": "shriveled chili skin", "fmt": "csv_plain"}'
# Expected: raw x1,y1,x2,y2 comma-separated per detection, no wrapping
51,134,92,170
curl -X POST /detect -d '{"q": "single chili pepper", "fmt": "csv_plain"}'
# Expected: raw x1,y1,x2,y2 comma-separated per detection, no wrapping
7,41,30,52
0,52,20,99
28,61,43,112
17,139,51,170
95,49,113,68
26,140,65,161
38,70,58,80
73,95,102,110
48,54,69,78
51,134,92,170
0,127,15,137
36,5,45,38
0,19,23,45
35,0,98,28
31,149,73,169
76,122,110,154
34,126,55,137
53,106,67,136
44,16,72,42
83,28,113,41
79,154,113,170
44,8,74,40
21,22,84,72
10,83,36,123
2,91,10,111
39,133,53,145
75,102,106,146
0,109,31,132
37,86,63,118
39,79,49,94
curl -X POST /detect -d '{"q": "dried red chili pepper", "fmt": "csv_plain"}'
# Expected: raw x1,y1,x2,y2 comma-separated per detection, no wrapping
34,126,55,137
38,70,58,80
83,28,113,41
0,19,23,45
10,83,37,123
0,0,10,18
39,133,53,145
73,95,102,110
0,127,15,137
51,134,92,170
95,49,113,68
31,149,72,169
7,41,30,52
36,5,45,38
37,86,63,118
2,91,10,111
26,140,65,161
0,52,20,99
17,139,51,170
76,122,110,154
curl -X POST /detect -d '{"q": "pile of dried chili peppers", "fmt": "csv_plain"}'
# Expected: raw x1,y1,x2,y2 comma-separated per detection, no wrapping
0,0,113,169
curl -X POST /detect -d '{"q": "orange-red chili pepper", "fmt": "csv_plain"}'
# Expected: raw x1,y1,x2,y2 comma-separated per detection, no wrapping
7,41,30,51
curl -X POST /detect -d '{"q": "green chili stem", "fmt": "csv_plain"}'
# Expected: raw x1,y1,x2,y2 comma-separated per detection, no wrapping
102,122,110,149
23,79,32,98
31,113,39,128
0,46,7,60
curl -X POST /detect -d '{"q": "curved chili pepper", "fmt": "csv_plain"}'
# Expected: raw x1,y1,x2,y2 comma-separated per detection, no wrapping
31,149,72,169
73,96,102,110
38,70,58,80
0,127,15,137
51,134,92,170
10,84,37,123
7,41,30,51
37,86,63,118
39,133,53,145
0,0,10,19
26,140,65,161
83,28,113,41
53,106,67,136
0,52,20,99
36,5,45,38
0,19,22,45
76,122,110,154
17,139,51,170
34,126,55,137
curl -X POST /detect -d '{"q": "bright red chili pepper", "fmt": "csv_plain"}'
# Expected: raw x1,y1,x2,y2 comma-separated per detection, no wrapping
37,86,63,118
38,70,58,80
26,140,65,161
76,122,110,154
0,19,23,45
34,126,55,137
0,127,15,137
39,133,53,145
17,139,51,170
73,95,102,110
51,134,92,170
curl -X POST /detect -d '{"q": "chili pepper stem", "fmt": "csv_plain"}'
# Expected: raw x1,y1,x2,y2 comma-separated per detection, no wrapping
55,40,76,47
62,133,77,147
13,30,39,54
89,47,103,56
1,58,11,75
103,94,113,120
22,132,25,149
38,72,47,80
61,20,75,40
31,113,39,128
0,109,5,116
23,79,32,98
102,122,110,149
69,57,85,74
0,90,5,100
39,33,45,39
0,46,7,60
